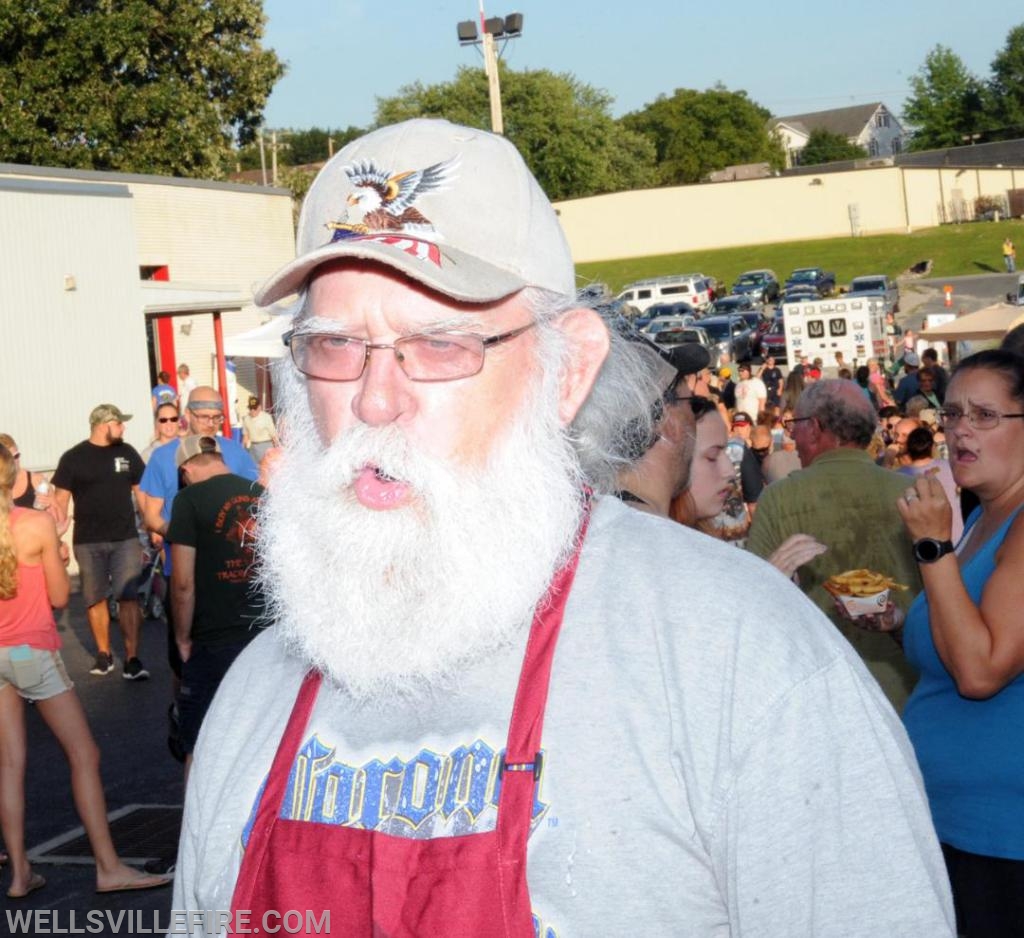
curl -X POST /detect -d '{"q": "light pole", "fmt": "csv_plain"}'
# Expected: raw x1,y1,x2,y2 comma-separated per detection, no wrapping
456,6,523,135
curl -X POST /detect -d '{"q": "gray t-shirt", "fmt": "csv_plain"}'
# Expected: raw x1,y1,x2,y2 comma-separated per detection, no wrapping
172,497,953,936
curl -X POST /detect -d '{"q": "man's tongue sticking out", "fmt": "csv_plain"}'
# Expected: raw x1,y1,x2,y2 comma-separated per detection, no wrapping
353,464,412,510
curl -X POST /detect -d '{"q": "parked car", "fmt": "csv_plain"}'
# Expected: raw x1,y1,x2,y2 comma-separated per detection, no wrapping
846,274,900,313
698,314,756,365
730,269,780,304
644,314,696,335
784,266,836,296
708,295,756,316
651,325,714,356
759,319,787,361
776,284,820,312
736,309,774,357
616,274,712,313
643,301,700,322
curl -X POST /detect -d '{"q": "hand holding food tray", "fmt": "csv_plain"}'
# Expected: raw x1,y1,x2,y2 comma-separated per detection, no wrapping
823,569,908,624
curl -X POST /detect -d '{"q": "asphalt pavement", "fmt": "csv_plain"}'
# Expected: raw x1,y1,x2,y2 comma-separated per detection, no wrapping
895,271,1021,332
2,580,183,935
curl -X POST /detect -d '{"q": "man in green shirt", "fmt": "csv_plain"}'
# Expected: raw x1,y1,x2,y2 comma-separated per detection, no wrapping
747,380,921,712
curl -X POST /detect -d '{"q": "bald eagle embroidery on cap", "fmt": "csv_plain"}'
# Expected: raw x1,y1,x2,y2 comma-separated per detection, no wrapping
327,156,460,245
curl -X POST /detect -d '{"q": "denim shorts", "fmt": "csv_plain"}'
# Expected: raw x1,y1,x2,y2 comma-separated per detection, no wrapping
75,539,143,607
0,647,74,701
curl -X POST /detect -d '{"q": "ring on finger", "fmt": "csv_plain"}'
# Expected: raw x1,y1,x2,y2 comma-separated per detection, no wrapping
904,491,919,503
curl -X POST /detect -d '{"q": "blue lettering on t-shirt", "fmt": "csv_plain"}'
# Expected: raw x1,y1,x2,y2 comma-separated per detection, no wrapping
241,734,548,843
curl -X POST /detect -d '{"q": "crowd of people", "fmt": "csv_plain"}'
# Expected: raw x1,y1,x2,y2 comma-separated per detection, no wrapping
2,117,1023,934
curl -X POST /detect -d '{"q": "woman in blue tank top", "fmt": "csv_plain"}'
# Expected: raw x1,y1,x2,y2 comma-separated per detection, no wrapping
896,348,1024,938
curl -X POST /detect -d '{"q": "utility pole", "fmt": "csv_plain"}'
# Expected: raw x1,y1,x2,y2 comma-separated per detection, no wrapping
271,130,279,187
258,129,268,186
457,9,522,137
479,1,503,134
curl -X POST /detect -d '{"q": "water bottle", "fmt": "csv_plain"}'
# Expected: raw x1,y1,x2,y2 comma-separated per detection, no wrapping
33,480,52,510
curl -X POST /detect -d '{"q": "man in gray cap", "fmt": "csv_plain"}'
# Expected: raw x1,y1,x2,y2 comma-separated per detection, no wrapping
52,404,149,679
173,120,953,935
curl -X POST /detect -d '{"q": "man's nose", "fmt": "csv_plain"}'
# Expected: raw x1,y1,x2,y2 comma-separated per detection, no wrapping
351,345,414,427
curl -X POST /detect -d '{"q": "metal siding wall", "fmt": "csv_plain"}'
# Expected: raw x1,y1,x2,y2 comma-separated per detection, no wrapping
0,188,151,470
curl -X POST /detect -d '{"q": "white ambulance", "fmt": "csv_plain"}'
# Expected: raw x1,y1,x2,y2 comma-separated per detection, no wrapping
782,295,888,368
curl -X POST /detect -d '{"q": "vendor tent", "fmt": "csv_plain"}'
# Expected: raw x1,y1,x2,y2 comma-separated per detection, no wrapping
224,316,291,358
923,303,1024,342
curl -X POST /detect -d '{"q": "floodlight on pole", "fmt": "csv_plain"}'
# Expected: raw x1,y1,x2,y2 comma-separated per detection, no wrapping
455,5,523,135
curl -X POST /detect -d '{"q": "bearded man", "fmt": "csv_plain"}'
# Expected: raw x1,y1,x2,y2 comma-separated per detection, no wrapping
172,120,954,936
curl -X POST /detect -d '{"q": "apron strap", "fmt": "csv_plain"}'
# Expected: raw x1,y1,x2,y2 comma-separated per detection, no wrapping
497,501,591,846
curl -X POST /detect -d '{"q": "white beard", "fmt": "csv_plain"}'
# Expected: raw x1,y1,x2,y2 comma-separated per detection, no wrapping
257,363,585,703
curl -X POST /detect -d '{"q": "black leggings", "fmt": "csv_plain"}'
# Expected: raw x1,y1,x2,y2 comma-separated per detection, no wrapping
942,842,1024,937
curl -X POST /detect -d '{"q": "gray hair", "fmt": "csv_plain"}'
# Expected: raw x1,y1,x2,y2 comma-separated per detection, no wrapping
795,379,875,447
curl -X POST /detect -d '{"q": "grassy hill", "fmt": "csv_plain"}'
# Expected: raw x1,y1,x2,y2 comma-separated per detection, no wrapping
575,219,1024,294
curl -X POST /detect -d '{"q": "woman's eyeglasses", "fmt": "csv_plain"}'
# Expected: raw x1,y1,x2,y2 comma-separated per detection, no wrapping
157,417,179,424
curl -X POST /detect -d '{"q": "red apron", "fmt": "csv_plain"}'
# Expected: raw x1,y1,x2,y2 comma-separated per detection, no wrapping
228,518,588,937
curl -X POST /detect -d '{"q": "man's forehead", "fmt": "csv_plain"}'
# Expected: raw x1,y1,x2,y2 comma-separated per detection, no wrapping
303,265,502,333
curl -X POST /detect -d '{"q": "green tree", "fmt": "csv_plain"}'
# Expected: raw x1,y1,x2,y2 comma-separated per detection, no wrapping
620,85,785,185
375,65,657,201
798,128,868,165
0,0,283,178
903,45,985,150
987,24,1024,139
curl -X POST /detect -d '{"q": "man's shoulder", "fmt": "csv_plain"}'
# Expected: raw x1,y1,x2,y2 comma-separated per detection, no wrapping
57,439,91,460
584,497,856,703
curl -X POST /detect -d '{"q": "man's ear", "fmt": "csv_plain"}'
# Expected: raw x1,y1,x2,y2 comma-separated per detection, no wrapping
553,307,610,426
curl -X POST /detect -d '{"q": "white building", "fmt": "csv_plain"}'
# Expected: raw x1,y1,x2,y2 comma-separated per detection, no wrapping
0,164,295,470
771,102,906,168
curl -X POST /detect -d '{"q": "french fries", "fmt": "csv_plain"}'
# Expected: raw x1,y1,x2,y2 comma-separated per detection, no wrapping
823,569,908,598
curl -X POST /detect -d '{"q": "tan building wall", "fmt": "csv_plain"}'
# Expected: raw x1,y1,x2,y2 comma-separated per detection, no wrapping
556,165,1024,264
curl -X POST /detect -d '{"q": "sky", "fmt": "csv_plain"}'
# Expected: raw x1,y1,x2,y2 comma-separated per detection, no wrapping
260,1,1024,131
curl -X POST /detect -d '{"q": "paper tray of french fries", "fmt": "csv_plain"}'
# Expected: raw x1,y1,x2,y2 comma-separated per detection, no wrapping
823,569,907,618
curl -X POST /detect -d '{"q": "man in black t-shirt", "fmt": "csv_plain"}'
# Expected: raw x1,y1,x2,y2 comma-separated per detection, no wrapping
167,435,266,770
52,404,148,680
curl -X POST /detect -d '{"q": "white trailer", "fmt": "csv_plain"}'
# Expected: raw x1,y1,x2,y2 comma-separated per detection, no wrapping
783,295,888,368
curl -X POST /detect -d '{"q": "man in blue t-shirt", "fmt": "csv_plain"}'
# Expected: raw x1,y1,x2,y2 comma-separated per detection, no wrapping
140,386,257,679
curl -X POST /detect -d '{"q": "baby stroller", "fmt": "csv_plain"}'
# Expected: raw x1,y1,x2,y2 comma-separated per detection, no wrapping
107,545,167,621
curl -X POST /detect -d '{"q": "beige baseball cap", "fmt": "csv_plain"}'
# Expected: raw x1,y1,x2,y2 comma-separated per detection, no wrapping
89,404,132,426
254,119,576,307
175,434,222,468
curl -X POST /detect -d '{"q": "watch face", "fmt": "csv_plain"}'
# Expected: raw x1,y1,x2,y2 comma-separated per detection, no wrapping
916,540,939,562
915,538,950,562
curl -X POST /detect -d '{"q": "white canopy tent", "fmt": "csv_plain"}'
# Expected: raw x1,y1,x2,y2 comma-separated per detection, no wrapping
223,316,291,359
923,303,1024,342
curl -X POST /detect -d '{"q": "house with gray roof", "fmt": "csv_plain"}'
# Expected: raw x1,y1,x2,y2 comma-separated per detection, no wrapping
771,102,906,167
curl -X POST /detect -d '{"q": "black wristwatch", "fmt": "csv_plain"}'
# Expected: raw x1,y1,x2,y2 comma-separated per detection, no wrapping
913,538,955,564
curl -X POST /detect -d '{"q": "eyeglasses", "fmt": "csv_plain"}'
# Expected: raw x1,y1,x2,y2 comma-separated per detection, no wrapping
283,323,536,383
782,416,814,432
936,407,1024,430
157,417,179,424
191,412,225,426
687,396,718,419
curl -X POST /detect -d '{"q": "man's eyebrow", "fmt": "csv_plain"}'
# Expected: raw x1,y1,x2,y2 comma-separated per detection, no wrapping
293,314,489,335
